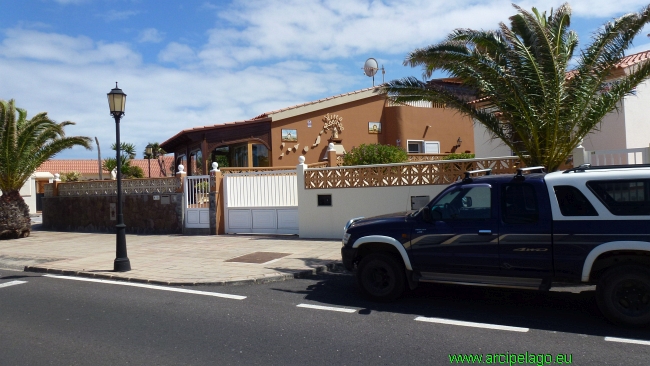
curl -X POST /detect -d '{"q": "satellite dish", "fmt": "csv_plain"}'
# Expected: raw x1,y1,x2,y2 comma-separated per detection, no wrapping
364,58,379,77
363,57,385,86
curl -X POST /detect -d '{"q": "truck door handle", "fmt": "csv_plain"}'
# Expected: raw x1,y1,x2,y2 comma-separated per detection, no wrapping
478,230,492,235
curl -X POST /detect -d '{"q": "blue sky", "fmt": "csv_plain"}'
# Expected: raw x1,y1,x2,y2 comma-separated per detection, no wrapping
1,0,649,159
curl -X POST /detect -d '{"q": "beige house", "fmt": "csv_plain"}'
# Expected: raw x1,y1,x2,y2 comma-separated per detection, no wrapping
161,80,477,175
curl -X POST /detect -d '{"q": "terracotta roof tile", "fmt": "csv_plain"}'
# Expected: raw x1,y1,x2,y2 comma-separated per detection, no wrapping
254,85,380,119
36,156,175,177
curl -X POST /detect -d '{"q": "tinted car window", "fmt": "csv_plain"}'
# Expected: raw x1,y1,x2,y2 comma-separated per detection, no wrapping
502,184,539,224
431,186,491,220
553,185,598,216
587,180,650,216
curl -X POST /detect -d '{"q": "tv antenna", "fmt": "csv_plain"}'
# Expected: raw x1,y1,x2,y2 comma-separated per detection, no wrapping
363,57,385,86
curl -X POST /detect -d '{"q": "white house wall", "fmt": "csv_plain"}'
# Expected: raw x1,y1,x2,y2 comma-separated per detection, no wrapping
582,102,627,151
297,183,447,239
473,121,512,158
622,79,650,149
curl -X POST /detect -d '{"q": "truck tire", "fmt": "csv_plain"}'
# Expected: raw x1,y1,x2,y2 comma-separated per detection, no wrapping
596,265,650,327
356,253,405,302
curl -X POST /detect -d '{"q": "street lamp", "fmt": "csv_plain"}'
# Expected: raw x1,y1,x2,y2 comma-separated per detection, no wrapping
146,144,153,178
107,82,131,272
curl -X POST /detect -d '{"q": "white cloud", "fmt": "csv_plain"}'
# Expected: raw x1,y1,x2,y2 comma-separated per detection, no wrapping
0,29,141,66
158,42,197,64
138,28,164,43
3,0,650,161
105,10,139,22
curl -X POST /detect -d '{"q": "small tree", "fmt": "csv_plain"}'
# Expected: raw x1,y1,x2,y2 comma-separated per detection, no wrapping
0,99,91,239
103,142,143,179
60,171,82,182
342,144,408,166
143,142,168,177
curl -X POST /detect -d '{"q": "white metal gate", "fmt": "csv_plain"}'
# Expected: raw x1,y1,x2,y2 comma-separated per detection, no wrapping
184,175,211,229
224,170,298,234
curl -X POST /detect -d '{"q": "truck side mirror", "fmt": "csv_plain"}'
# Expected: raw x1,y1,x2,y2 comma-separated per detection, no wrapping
462,196,472,208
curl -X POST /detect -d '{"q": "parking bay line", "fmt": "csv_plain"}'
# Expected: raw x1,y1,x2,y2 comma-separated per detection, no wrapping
0,280,27,288
296,303,357,313
415,316,529,332
605,337,650,346
43,275,246,300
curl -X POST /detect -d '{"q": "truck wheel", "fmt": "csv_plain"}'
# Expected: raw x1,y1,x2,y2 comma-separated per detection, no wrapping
356,253,405,302
596,265,650,327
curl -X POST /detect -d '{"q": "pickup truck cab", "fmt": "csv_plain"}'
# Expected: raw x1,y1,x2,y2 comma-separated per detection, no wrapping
341,165,650,327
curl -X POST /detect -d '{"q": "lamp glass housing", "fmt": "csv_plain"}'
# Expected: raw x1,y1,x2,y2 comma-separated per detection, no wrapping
146,144,153,156
107,84,127,114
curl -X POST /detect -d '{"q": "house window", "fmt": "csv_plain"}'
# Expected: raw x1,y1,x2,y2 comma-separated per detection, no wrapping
407,140,440,154
232,144,248,167
252,144,269,167
190,150,203,175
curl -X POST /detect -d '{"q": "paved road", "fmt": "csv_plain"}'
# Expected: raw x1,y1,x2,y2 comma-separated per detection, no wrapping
1,268,649,365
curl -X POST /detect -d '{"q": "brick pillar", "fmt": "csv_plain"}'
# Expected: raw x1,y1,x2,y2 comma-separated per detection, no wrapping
176,164,186,193
210,162,225,235
327,142,337,167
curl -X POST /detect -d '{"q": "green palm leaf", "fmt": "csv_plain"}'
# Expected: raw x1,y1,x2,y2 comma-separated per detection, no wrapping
381,3,650,171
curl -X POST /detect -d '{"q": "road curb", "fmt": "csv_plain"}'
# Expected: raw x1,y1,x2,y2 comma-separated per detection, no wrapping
23,261,346,287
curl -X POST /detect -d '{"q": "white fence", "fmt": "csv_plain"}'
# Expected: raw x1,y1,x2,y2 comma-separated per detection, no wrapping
588,147,648,166
223,170,299,234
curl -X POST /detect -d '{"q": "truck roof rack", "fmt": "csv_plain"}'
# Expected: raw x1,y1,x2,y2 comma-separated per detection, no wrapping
563,163,650,173
515,166,546,180
463,168,492,183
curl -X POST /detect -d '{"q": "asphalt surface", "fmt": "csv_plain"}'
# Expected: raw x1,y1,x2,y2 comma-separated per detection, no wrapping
2,267,649,365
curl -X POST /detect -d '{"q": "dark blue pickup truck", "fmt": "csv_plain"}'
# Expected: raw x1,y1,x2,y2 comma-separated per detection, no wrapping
341,165,650,327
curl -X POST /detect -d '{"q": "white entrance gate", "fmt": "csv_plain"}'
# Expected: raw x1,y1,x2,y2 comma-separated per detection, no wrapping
224,170,298,234
184,175,211,229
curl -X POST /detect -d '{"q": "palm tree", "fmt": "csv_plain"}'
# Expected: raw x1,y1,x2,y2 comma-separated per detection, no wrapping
380,3,650,171
0,99,92,239
143,142,167,177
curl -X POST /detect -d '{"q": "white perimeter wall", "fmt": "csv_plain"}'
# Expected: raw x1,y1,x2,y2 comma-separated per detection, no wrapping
472,121,512,158
622,80,650,149
297,164,448,239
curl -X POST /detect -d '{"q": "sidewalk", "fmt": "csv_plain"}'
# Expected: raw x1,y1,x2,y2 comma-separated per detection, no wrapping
0,224,343,286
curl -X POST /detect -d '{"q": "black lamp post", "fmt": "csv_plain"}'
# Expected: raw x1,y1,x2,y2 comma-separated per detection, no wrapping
146,144,153,178
107,82,131,272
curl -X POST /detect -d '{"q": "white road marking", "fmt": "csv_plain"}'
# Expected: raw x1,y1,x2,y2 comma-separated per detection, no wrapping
605,337,650,346
297,303,357,313
415,316,529,332
43,275,246,300
0,280,27,288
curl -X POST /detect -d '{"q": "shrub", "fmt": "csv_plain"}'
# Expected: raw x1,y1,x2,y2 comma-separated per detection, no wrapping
342,144,408,166
125,165,144,179
443,153,475,160
60,171,82,182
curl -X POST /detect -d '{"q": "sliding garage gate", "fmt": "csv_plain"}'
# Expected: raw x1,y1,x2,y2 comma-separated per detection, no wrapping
223,170,299,234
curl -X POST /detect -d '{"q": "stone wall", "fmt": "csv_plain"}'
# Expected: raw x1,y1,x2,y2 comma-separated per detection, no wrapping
42,194,183,234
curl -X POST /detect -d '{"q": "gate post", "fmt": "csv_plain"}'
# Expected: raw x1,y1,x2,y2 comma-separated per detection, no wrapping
572,145,588,167
175,164,186,192
327,143,337,167
210,162,225,235
296,156,308,238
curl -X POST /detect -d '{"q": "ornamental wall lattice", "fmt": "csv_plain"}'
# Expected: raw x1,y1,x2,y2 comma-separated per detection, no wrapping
46,177,181,197
304,157,522,189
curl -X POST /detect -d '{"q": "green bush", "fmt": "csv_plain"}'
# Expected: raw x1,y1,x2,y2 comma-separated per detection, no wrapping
443,153,475,160
60,171,82,182
342,144,408,166
125,165,144,179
